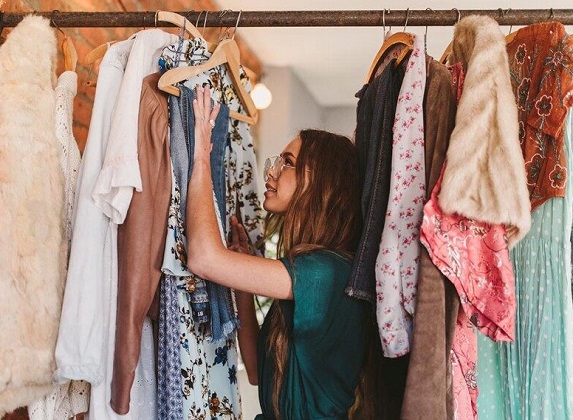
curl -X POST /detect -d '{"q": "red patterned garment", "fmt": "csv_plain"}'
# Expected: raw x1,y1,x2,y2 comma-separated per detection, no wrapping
507,22,573,209
419,63,516,419
420,167,516,342
450,311,478,420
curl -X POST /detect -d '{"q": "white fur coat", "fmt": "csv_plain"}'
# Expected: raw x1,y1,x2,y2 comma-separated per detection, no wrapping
439,15,531,247
0,16,65,415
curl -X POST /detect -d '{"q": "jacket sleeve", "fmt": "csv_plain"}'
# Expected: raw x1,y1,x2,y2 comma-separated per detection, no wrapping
110,74,171,415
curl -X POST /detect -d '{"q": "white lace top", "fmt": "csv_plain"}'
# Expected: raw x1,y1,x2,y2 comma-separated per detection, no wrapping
55,71,81,243
27,71,90,420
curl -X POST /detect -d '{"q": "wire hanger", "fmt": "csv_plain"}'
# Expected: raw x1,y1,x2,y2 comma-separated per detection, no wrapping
504,8,518,43
439,8,461,64
156,10,216,52
217,9,235,42
51,10,77,72
156,10,202,39
364,8,414,84
424,8,433,54
158,10,258,125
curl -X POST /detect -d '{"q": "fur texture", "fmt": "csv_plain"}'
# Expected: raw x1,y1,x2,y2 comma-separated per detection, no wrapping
0,16,65,415
439,15,531,247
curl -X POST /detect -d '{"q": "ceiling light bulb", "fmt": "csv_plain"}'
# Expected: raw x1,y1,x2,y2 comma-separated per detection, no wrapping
251,82,273,110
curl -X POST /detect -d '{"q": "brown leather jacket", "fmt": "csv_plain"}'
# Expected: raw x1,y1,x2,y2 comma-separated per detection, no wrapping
110,72,171,414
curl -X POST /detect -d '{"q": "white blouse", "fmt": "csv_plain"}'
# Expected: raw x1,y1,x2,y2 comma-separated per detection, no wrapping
54,31,172,419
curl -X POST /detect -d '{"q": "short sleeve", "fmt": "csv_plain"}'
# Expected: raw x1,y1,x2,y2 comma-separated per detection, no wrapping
280,252,346,342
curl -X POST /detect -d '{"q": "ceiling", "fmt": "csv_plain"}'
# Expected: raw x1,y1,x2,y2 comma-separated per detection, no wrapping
215,0,572,107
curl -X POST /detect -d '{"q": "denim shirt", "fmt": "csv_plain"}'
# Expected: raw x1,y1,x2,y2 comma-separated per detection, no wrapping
169,85,237,341
346,59,405,303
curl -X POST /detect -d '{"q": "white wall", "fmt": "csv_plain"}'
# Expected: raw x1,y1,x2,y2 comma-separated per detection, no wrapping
322,105,357,139
289,68,324,135
254,66,356,201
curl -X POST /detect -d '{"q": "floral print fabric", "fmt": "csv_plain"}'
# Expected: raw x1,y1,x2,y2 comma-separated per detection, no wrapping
376,35,426,358
421,63,516,419
159,37,264,248
160,168,241,419
156,36,264,419
420,168,516,343
507,22,573,209
451,311,478,420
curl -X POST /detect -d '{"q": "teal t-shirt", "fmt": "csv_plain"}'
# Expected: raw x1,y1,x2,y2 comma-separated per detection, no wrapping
256,251,368,420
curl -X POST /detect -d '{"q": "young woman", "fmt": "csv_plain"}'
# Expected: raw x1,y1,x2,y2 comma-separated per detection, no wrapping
187,85,368,419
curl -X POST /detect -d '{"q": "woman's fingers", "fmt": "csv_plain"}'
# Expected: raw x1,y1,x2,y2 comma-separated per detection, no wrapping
230,218,241,249
228,216,251,254
237,223,248,245
203,84,211,116
210,102,221,126
192,84,221,129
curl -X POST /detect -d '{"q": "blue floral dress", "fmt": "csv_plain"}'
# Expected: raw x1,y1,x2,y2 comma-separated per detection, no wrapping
157,36,264,420
160,169,241,419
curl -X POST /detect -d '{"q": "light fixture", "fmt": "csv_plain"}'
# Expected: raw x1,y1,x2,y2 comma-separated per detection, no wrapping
250,82,273,110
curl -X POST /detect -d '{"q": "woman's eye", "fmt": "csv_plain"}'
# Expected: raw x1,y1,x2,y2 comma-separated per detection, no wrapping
285,161,295,168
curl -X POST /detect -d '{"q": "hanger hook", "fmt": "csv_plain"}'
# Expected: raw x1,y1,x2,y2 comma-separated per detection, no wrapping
202,10,209,35
452,8,461,24
502,8,513,33
233,10,242,40
424,8,432,53
195,10,204,28
387,9,392,34
154,10,159,28
550,8,555,20
218,9,231,41
50,10,66,36
403,8,410,32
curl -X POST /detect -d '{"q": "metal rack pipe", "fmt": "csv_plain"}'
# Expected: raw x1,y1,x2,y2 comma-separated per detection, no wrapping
0,9,572,28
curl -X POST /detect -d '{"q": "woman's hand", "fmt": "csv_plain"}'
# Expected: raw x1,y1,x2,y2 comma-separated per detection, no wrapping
192,84,221,162
228,215,254,255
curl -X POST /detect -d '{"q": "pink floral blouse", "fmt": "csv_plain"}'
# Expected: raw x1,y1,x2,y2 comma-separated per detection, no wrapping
376,35,426,358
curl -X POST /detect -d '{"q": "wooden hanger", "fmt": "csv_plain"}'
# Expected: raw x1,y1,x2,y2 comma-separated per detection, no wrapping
155,11,216,52
158,38,258,125
364,9,415,83
50,11,78,73
156,11,202,38
505,31,518,44
83,41,118,87
439,40,453,65
505,25,518,44
62,36,78,72
440,9,462,65
442,29,517,64
365,32,414,84
84,41,117,66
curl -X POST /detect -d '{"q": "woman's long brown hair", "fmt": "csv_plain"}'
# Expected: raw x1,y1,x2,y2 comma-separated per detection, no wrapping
264,129,362,419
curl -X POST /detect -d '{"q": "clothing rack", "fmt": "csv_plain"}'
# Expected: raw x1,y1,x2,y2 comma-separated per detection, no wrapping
1,9,573,28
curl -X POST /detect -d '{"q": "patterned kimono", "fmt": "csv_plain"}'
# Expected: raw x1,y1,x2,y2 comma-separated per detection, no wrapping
157,37,264,419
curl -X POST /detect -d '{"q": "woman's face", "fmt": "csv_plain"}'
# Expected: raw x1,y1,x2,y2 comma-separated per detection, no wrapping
263,136,302,214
